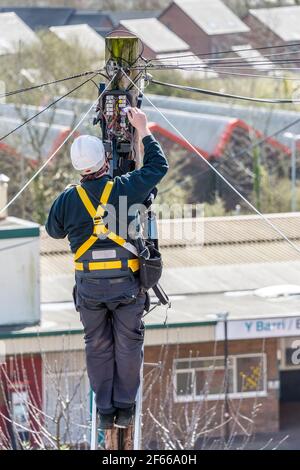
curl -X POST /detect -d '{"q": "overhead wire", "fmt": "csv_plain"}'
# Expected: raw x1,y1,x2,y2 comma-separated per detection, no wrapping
140,60,300,70
149,50,300,71
146,64,300,81
0,72,100,142
146,41,300,62
134,58,300,79
166,58,300,67
144,79,300,189
123,68,300,256
146,64,300,74
0,69,108,100
0,72,118,217
199,48,300,63
159,151,254,196
148,78,300,104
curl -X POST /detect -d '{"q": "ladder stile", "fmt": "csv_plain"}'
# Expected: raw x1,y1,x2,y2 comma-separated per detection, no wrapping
90,392,98,450
134,349,144,450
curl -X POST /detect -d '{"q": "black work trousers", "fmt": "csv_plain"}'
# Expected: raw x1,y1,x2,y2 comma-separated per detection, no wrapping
73,274,146,414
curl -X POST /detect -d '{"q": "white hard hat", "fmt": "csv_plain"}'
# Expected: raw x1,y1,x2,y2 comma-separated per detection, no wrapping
70,135,105,174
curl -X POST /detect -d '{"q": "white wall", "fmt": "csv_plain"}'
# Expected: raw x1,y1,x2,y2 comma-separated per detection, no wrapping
0,236,40,328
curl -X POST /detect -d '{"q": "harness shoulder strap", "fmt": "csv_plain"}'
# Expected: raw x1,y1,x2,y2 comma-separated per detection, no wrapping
76,180,114,218
76,186,96,218
75,179,138,261
100,180,114,206
74,181,114,262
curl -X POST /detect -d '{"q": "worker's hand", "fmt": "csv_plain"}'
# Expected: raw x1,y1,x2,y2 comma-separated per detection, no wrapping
127,107,151,139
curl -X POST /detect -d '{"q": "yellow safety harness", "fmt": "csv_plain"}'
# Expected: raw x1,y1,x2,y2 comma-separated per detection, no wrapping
74,180,139,273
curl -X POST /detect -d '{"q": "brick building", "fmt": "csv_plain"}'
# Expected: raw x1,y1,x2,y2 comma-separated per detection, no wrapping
245,6,300,47
159,0,250,55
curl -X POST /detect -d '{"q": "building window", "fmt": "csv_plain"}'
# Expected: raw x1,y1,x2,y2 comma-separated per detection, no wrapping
174,354,267,402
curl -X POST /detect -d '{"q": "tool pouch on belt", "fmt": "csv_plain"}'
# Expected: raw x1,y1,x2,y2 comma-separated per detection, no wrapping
138,240,163,291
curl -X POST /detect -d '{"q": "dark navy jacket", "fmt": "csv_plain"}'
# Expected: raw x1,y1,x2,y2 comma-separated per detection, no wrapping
45,135,168,253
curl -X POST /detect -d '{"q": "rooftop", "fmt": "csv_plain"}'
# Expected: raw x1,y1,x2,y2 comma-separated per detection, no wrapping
5,284,300,340
145,107,240,155
119,18,190,54
39,212,300,302
0,96,291,169
66,9,112,34
144,94,300,149
250,6,300,41
0,216,39,238
173,0,250,35
0,12,39,55
108,9,161,27
0,7,162,36
49,24,105,55
0,7,74,30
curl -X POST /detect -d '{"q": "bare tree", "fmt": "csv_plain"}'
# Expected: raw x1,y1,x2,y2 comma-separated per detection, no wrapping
0,343,92,450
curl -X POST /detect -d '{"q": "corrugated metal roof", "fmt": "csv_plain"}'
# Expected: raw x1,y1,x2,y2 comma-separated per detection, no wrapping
40,212,300,302
174,0,250,35
9,281,300,339
145,94,300,149
0,101,237,157
0,116,70,159
1,96,289,164
40,285,300,329
250,6,300,41
120,18,190,53
50,24,105,55
0,102,95,159
0,12,39,55
40,212,300,253
145,106,237,154
0,102,79,128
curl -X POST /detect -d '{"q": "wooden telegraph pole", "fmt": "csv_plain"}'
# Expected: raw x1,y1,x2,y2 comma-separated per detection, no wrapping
90,33,145,451
105,34,144,169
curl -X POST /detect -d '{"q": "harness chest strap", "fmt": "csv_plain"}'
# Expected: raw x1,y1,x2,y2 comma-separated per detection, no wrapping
74,181,139,272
